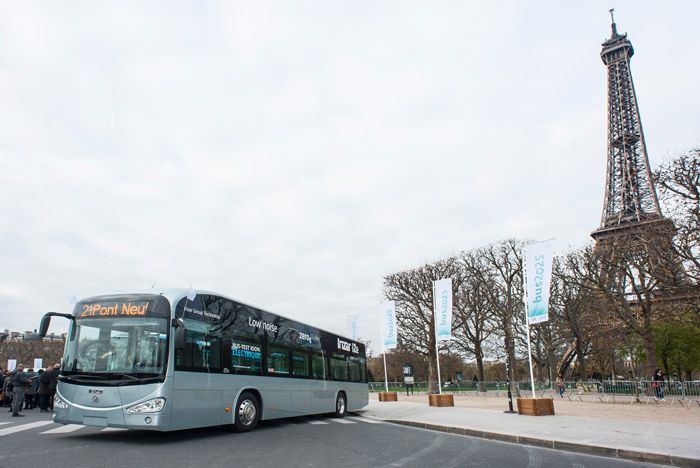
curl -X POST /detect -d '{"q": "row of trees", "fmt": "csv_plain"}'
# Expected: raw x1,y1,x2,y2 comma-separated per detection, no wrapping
0,339,64,370
380,149,700,391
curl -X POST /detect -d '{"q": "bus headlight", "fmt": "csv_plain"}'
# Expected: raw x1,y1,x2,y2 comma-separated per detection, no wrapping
54,394,68,409
126,398,165,414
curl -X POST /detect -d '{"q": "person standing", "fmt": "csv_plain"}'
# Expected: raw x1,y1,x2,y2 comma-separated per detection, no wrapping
25,368,36,410
46,364,60,410
37,368,49,412
2,370,13,409
11,364,34,417
556,374,566,398
653,368,665,401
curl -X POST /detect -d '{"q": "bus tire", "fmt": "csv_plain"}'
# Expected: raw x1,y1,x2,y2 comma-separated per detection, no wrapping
332,392,347,418
233,392,259,432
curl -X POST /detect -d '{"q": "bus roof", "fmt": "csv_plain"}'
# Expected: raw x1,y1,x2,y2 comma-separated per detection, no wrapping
76,287,363,345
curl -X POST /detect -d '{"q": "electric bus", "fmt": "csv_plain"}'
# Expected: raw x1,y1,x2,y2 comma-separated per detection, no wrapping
38,289,368,432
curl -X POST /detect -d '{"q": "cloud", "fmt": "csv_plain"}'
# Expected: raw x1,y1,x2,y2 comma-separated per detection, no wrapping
0,1,698,351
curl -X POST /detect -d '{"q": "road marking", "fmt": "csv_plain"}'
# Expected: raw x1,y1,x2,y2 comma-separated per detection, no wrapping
40,424,85,434
101,427,127,432
329,418,355,424
347,416,383,424
0,422,11,426
0,421,54,436
308,420,329,425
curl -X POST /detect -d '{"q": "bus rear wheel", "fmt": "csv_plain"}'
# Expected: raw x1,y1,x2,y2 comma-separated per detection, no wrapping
234,392,259,432
332,392,347,418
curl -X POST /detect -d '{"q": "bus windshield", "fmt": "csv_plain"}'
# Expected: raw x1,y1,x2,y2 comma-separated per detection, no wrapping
63,317,168,378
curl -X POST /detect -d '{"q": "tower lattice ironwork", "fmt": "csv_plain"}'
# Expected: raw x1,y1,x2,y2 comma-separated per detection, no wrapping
591,10,672,241
559,13,681,380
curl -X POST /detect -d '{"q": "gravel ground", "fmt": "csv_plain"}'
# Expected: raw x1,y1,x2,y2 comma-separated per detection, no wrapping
369,391,700,425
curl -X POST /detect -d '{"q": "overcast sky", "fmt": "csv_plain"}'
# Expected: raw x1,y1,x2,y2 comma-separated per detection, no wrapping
1,1,698,351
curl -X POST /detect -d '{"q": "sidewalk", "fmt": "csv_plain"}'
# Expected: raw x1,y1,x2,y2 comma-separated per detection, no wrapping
356,395,700,467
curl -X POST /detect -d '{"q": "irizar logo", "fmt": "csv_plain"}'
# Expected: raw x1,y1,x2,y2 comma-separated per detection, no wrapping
337,338,359,354
88,389,104,394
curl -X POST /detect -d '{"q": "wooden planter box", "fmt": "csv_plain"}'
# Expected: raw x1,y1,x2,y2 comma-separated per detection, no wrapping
428,393,454,407
516,397,555,416
378,392,398,402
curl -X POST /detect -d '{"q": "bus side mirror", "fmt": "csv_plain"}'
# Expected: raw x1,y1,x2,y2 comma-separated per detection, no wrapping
39,315,52,338
38,312,75,338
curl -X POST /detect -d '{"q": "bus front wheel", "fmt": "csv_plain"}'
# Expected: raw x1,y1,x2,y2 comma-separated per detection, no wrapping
234,392,259,432
332,392,347,418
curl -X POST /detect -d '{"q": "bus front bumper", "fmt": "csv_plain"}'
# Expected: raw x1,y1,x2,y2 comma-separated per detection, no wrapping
53,406,171,431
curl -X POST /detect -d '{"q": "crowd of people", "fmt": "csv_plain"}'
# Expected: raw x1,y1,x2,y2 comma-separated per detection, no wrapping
0,363,60,417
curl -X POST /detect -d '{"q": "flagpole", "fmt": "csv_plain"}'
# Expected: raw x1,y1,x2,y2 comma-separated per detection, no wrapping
525,320,537,399
383,352,389,393
435,332,443,395
433,280,443,395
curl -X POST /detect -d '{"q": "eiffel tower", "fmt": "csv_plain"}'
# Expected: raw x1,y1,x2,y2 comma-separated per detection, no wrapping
558,12,680,379
591,10,674,242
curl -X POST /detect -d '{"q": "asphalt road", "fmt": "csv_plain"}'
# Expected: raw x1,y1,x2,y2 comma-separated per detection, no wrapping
0,409,662,468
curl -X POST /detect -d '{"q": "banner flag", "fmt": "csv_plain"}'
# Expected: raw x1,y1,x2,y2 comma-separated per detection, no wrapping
433,278,453,341
346,314,359,340
524,240,554,325
381,301,397,350
7,359,16,371
34,358,43,370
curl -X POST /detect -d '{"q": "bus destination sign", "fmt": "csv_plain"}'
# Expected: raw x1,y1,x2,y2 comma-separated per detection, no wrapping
78,301,151,318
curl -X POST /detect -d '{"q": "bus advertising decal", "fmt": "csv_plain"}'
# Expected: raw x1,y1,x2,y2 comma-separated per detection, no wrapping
184,305,221,321
337,338,359,355
231,342,262,361
247,317,278,333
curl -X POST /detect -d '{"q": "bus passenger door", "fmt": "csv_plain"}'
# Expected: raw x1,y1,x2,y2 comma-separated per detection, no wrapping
172,327,225,429
310,350,334,413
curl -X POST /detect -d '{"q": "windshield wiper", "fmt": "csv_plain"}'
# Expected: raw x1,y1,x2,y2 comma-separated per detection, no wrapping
63,372,140,381
64,373,105,380
107,373,139,381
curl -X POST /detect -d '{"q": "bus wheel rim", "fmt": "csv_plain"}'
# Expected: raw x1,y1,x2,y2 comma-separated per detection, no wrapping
337,397,345,414
239,399,256,425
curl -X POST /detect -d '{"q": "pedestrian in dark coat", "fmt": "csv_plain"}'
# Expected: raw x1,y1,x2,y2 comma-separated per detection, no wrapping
653,368,666,401
46,364,60,410
37,369,50,412
2,370,13,409
24,369,37,409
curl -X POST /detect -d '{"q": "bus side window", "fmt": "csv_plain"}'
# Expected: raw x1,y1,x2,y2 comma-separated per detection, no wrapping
175,328,221,373
291,348,309,377
311,351,325,380
267,344,290,375
347,355,362,382
331,353,348,381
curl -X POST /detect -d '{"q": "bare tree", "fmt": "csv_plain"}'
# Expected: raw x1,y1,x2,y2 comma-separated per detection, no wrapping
452,250,497,390
382,257,463,393
654,148,700,284
550,251,606,379
568,234,683,375
471,240,525,392
0,339,64,369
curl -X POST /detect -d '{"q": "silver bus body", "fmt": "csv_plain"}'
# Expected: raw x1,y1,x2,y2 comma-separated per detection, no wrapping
49,289,368,431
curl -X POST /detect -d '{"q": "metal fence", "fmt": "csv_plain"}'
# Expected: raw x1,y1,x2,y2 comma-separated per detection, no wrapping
369,380,700,407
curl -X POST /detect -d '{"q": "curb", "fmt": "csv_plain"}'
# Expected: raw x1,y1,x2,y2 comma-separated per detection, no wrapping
385,419,700,467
